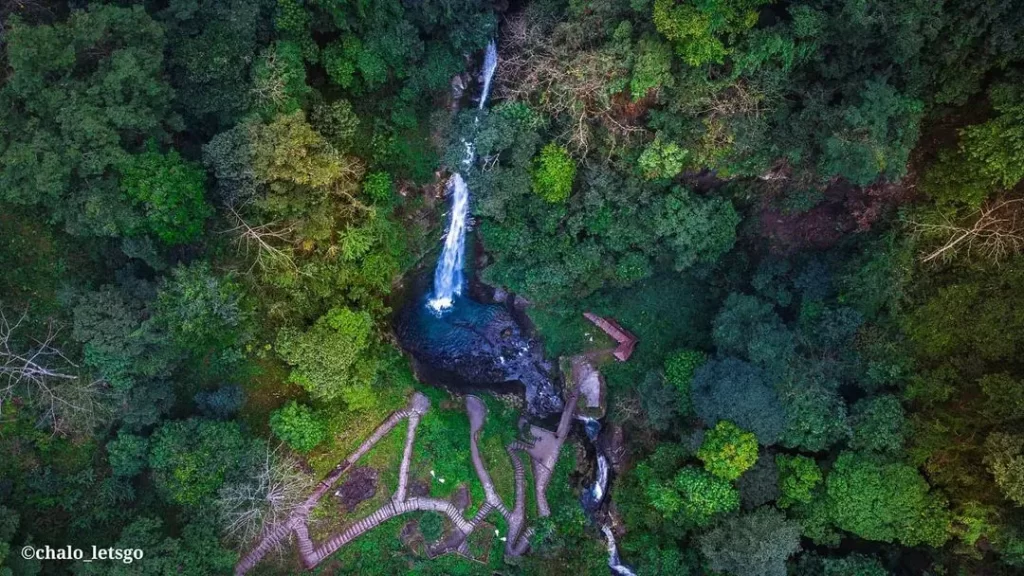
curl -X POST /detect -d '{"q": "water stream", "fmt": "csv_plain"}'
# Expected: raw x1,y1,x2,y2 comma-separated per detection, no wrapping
413,40,634,574
579,416,636,576
428,40,498,313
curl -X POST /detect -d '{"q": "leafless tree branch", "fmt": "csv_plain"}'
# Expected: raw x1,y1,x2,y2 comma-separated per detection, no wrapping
913,198,1024,264
218,445,315,545
0,307,108,435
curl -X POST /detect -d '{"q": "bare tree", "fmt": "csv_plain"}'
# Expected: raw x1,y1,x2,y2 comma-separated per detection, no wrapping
218,445,314,546
0,307,108,435
497,10,644,155
913,197,1024,263
221,204,300,274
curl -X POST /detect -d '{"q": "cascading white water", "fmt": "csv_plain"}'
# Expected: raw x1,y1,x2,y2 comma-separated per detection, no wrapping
477,41,498,111
428,40,499,313
428,174,470,312
602,526,638,576
580,416,637,576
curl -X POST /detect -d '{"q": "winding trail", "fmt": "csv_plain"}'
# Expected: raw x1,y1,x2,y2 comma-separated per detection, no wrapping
235,388,578,575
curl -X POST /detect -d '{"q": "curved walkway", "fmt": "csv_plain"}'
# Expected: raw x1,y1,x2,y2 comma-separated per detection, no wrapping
235,388,577,575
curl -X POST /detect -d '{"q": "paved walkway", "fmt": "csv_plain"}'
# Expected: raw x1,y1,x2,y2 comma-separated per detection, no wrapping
234,387,577,575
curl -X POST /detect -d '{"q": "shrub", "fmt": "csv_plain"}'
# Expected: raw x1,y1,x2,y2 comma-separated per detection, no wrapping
270,401,328,453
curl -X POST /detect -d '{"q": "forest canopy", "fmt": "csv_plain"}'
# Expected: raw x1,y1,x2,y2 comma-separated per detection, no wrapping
2,0,1024,575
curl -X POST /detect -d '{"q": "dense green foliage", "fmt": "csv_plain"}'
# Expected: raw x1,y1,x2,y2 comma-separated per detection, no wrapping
698,507,801,576
275,307,380,408
532,143,577,203
4,0,1024,574
149,419,253,508
270,401,328,453
697,421,758,480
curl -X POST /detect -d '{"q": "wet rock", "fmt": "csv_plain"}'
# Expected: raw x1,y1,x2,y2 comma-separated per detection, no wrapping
566,356,606,419
396,295,563,417
598,423,627,475
450,74,465,102
492,286,508,303
336,467,378,512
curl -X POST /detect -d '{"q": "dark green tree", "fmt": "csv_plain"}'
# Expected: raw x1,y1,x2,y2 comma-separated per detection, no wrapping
148,419,253,508
107,431,150,479
692,358,786,445
850,395,907,456
698,507,802,576
0,4,175,237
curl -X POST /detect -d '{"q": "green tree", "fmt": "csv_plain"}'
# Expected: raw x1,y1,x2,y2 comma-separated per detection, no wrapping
71,282,178,392
979,373,1024,424
270,401,328,453
275,308,380,408
796,553,890,576
922,82,1024,211
776,454,822,508
119,145,211,245
75,517,237,576
653,0,769,66
664,349,706,409
850,395,906,456
816,80,924,186
652,187,740,271
363,172,395,204
639,371,684,432
161,0,266,130
983,433,1024,506
698,507,802,576
0,506,20,576
149,419,253,508
647,466,740,529
712,293,793,373
736,451,780,509
0,4,174,237
155,261,249,354
631,39,675,100
107,431,150,478
532,143,576,203
824,452,950,547
311,100,361,152
638,135,689,180
692,358,786,445
251,41,311,116
958,83,1024,190
698,421,758,481
778,368,850,452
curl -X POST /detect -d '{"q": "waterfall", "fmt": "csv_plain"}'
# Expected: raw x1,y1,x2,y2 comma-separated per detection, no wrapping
579,416,610,510
428,40,499,313
602,526,638,576
580,416,637,576
428,174,470,312
478,41,498,111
